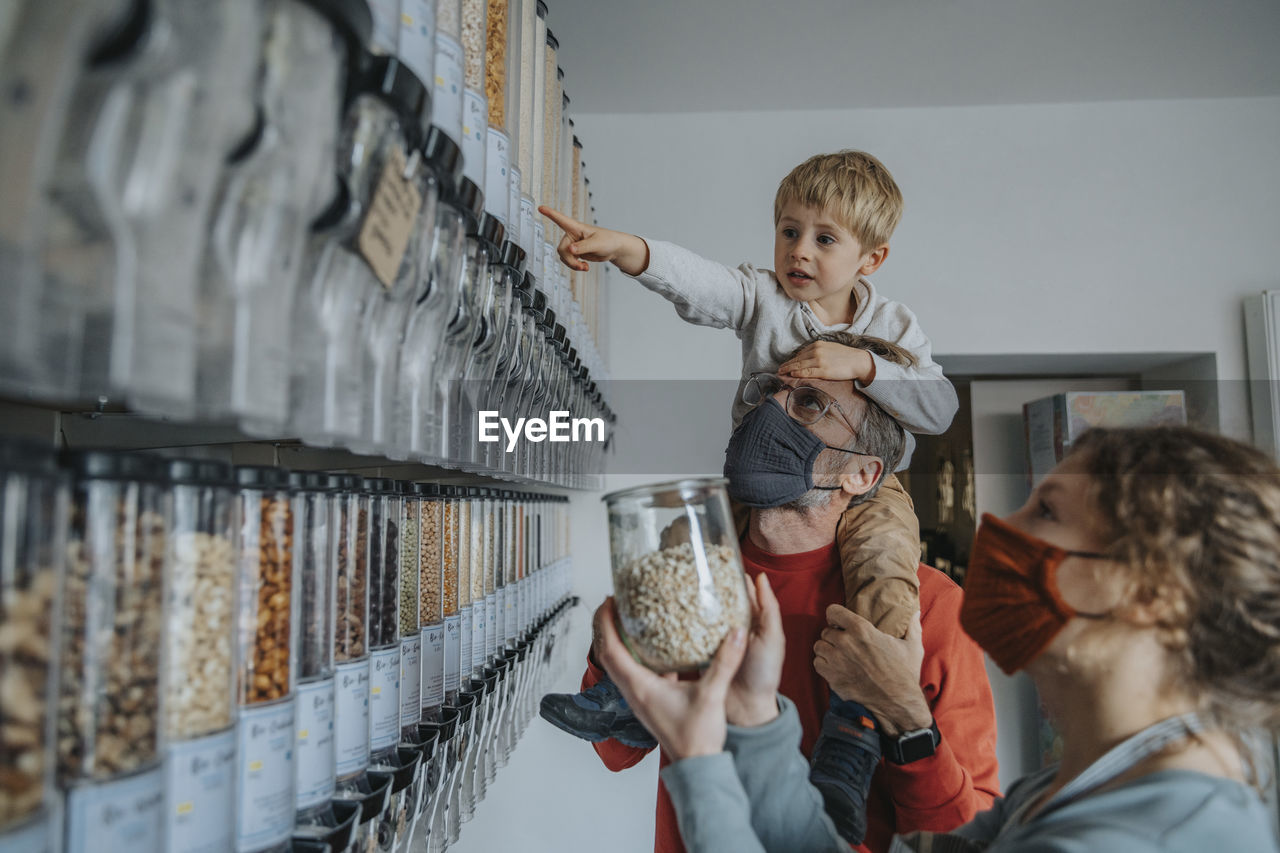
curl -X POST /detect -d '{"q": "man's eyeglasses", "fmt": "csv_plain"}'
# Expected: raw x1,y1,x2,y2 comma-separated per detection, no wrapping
742,373,861,441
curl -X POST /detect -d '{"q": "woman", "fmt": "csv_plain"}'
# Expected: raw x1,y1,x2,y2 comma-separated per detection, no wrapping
597,426,1280,852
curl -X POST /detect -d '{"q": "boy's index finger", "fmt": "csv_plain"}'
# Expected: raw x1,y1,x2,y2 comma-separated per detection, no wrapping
538,205,583,237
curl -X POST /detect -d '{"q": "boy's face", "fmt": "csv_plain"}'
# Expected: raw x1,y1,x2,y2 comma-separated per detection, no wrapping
773,202,885,314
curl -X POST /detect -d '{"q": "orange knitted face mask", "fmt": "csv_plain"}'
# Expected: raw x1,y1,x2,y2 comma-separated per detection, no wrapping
960,513,1110,674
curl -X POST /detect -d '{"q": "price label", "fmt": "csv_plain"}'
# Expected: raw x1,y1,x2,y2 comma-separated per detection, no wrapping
357,145,421,289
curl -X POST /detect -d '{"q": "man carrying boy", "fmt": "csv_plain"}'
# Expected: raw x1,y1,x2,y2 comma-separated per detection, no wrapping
539,151,962,843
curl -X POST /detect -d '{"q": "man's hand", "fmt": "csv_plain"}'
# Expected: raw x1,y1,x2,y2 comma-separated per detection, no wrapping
725,573,785,728
779,341,876,385
813,608,931,736
597,597,747,761
539,206,650,277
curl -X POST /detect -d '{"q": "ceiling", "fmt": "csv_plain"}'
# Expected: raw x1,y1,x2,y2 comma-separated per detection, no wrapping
545,0,1280,114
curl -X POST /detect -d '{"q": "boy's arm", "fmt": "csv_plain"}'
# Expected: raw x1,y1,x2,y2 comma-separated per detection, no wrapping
779,307,958,436
541,206,759,332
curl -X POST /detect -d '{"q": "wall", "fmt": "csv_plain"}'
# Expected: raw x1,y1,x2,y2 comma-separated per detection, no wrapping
457,96,1280,852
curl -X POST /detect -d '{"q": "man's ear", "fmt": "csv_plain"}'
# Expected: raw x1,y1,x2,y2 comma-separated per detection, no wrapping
840,456,883,498
858,244,889,276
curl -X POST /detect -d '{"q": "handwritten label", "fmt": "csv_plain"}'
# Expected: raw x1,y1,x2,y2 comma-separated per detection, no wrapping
357,145,421,289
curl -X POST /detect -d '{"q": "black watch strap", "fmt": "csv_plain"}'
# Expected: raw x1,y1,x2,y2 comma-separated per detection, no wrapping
881,719,941,765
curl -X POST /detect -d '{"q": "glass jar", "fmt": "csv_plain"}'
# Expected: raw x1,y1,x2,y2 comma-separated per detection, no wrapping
460,0,488,190
397,128,464,460
469,490,489,678
456,488,474,690
365,478,402,763
59,451,167,783
0,0,132,402
440,487,462,705
330,476,371,788
400,485,423,738
288,471,338,821
539,29,559,224
197,0,368,436
398,0,437,85
516,0,537,195
0,442,67,837
417,485,446,724
484,0,517,227
162,459,237,853
604,479,749,673
290,52,422,448
432,0,465,147
462,243,516,469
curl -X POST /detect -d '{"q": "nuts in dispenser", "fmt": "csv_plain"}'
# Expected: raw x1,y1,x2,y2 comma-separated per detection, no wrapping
237,481,294,705
612,543,749,672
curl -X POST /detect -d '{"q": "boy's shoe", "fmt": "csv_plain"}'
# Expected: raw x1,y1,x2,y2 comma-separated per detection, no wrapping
539,678,656,749
809,698,882,844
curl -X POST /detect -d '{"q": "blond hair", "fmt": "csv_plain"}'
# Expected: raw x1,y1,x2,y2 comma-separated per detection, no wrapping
1069,426,1280,780
774,151,904,252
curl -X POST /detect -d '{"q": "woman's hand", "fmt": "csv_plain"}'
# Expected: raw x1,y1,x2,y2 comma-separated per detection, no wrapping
725,573,786,728
538,206,650,276
813,608,931,736
597,597,747,760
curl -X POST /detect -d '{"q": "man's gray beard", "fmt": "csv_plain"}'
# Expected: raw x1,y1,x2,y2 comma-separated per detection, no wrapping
780,487,834,512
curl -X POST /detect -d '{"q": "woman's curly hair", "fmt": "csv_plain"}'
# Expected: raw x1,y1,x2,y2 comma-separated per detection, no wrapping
1069,426,1280,778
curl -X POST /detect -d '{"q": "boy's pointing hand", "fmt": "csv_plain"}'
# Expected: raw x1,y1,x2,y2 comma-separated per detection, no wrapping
539,206,650,277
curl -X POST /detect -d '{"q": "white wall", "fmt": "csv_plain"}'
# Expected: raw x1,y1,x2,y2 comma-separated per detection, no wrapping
456,96,1280,852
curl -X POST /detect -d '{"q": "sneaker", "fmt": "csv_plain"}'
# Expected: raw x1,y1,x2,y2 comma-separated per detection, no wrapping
809,699,881,844
610,714,658,750
539,678,633,743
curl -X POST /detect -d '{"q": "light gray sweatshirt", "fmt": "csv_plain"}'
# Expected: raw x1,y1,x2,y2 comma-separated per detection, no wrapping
661,697,1280,853
633,240,959,467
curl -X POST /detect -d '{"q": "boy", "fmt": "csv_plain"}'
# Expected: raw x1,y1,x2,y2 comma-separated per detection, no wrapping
538,151,958,843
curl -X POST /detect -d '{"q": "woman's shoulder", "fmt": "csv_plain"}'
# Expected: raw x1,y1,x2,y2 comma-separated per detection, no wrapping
998,770,1278,853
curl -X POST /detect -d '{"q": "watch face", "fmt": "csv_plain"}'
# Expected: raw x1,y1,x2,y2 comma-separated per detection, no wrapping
897,729,936,763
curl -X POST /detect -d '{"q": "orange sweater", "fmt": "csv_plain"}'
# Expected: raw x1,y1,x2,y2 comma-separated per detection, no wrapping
583,541,1000,853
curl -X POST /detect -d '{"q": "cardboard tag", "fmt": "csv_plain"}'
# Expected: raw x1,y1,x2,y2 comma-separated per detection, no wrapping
357,145,421,289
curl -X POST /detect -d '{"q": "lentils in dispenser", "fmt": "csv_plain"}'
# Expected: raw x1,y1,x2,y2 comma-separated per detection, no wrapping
163,459,238,853
400,484,423,736
540,30,560,225
364,478,402,761
0,442,66,839
485,0,518,226
441,487,463,703
433,0,465,145
460,0,488,189
604,479,750,673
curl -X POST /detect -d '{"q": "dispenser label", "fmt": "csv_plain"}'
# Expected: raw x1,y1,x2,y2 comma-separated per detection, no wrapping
368,0,400,53
443,615,461,695
519,195,535,257
508,167,523,247
295,678,337,810
432,34,464,142
65,767,164,852
370,646,402,751
459,607,473,688
422,623,446,708
485,128,511,225
400,634,423,728
461,89,487,188
486,593,498,658
5,811,52,853
335,659,371,777
235,699,296,851
358,145,422,289
399,1,436,84
164,728,236,853
471,601,486,671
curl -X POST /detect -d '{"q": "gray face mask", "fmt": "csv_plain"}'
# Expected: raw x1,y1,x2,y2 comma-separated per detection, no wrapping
722,398,852,508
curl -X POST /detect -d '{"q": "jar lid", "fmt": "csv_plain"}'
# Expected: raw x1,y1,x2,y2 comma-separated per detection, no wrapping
500,240,526,273
361,53,431,148
553,323,567,345
541,307,556,331
603,477,730,506
567,345,577,363
536,0,547,18
288,470,333,492
66,449,165,482
531,288,547,316
521,270,535,293
88,0,150,67
0,438,60,477
363,476,396,494
235,465,290,489
423,125,463,188
573,135,582,149
451,177,484,233
557,67,565,82
415,483,443,497
545,29,559,51
327,472,361,491
302,0,374,57
167,457,233,487
481,213,505,252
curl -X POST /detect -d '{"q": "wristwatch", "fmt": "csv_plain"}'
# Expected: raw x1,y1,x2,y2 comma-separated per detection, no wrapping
881,719,941,765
